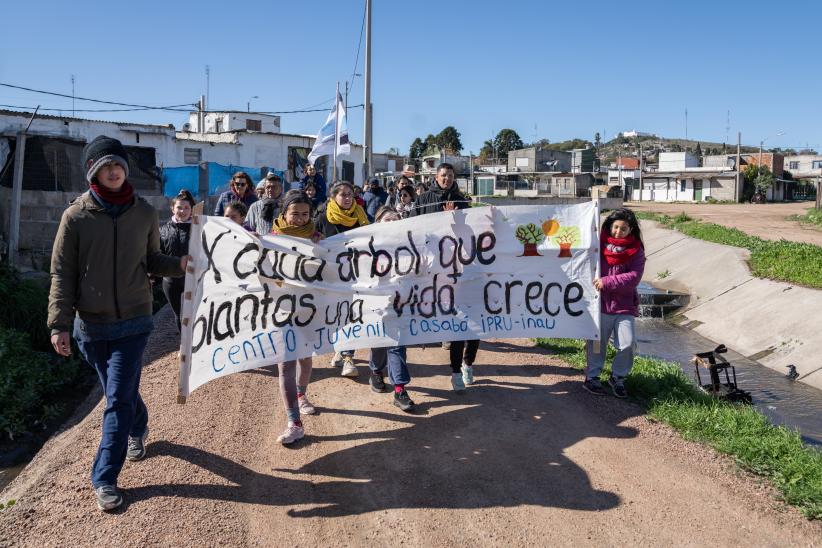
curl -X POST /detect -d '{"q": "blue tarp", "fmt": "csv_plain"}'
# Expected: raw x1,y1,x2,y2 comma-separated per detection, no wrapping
163,163,283,198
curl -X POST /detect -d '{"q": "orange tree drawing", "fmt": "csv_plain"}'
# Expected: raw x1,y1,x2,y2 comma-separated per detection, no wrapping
553,226,579,258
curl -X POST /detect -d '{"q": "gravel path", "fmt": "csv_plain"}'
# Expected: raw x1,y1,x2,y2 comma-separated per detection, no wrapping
1,308,820,547
630,201,822,246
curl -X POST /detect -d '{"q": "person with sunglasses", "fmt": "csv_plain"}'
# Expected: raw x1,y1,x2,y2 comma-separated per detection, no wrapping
214,171,258,216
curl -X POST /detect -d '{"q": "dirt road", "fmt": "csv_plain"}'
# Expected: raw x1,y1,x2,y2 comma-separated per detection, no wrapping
1,309,819,546
629,201,822,246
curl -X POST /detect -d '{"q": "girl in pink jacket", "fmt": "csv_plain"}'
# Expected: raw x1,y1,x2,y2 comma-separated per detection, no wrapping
584,208,645,399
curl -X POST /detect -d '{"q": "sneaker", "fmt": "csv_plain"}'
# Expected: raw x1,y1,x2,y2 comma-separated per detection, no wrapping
451,372,465,392
582,378,607,396
461,363,474,385
276,424,305,445
441,341,451,350
393,389,416,412
609,376,628,399
369,373,389,393
341,356,358,377
94,484,123,512
330,352,343,367
298,395,316,415
126,427,148,461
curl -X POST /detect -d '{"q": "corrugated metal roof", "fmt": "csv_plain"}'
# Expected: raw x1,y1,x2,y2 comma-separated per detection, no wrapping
0,108,176,129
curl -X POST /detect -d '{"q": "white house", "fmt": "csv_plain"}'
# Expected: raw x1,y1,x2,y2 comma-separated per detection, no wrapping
784,154,822,179
657,152,698,172
633,168,738,202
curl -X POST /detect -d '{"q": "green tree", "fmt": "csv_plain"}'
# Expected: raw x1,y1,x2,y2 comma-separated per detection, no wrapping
409,138,425,158
436,126,463,154
493,129,524,159
694,142,703,166
423,134,438,156
594,132,602,150
479,139,495,161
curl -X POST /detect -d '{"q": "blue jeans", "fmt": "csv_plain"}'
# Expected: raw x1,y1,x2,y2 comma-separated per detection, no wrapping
369,346,410,386
76,332,150,488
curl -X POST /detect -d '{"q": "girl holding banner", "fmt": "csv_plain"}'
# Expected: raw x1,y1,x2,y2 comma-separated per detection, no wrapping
270,190,324,444
367,206,416,412
314,181,370,378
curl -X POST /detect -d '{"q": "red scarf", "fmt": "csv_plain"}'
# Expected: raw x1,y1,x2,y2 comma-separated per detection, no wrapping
602,230,640,265
89,181,135,205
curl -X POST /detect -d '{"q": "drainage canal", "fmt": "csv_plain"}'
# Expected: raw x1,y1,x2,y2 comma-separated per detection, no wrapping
637,283,822,446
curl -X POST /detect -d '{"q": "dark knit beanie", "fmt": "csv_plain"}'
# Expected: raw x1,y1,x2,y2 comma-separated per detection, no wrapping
82,135,130,182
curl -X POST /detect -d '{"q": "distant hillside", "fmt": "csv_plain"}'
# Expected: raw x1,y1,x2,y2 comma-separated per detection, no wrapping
599,134,760,162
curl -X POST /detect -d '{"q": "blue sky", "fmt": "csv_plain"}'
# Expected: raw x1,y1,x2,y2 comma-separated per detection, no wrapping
1,0,819,154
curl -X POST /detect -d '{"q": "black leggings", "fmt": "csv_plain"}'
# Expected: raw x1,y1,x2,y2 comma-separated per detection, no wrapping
162,278,184,332
449,340,480,373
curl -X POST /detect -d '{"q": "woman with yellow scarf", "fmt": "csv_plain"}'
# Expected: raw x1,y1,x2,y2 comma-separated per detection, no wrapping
270,190,322,445
315,180,369,238
314,181,370,377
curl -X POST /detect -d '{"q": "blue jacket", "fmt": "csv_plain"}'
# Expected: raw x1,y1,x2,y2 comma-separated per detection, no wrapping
293,173,327,206
214,190,257,217
362,187,388,221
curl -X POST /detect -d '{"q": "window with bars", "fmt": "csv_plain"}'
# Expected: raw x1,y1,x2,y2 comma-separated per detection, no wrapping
184,148,202,164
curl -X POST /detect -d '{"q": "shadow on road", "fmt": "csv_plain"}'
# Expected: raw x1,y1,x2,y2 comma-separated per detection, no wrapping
129,339,641,516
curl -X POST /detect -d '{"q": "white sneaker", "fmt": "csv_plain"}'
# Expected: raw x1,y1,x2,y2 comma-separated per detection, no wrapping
330,352,343,367
276,424,304,445
298,395,316,415
341,356,358,377
461,363,474,385
451,372,466,392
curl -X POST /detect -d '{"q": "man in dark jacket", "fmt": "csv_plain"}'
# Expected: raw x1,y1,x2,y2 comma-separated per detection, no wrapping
409,163,478,392
361,177,388,221
410,162,470,216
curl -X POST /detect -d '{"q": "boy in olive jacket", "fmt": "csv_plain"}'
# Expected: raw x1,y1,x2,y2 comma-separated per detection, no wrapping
48,136,187,511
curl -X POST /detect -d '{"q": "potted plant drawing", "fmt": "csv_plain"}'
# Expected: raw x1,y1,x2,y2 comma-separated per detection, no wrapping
515,223,545,256
553,226,580,258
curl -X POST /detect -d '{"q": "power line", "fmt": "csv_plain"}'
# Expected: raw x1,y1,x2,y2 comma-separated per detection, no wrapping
0,103,195,113
0,82,195,111
349,1,367,93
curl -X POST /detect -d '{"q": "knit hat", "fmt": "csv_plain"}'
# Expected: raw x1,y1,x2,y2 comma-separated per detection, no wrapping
82,135,130,182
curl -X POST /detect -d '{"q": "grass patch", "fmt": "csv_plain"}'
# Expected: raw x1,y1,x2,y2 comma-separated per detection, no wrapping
535,337,822,520
789,207,822,229
0,263,92,439
637,211,822,288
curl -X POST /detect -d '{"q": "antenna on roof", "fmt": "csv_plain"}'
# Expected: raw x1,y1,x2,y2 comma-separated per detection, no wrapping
71,74,75,117
205,65,210,110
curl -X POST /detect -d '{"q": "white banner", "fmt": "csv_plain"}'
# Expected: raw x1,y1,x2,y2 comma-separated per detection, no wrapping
178,202,601,400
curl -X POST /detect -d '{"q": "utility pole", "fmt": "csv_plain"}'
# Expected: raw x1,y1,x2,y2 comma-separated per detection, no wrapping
71,75,75,117
198,95,205,134
735,131,742,203
685,108,688,141
9,106,40,266
638,143,643,202
205,65,210,110
363,0,373,180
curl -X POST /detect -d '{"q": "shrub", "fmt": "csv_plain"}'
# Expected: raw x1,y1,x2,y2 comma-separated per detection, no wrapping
0,327,87,438
0,263,51,352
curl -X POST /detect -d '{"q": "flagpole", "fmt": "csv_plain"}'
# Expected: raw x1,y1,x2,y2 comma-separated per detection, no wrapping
333,81,339,183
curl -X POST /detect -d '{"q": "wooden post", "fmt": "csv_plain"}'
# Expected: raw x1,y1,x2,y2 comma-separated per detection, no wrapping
8,132,27,266
816,176,821,211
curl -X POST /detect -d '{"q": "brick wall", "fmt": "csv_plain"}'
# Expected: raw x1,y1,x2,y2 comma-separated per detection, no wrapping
0,188,171,258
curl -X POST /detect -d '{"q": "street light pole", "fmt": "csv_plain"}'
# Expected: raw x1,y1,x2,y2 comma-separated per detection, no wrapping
759,131,785,173
247,95,259,113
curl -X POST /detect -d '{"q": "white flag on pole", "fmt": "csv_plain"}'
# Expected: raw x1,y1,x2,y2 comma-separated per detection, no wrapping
308,90,349,164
